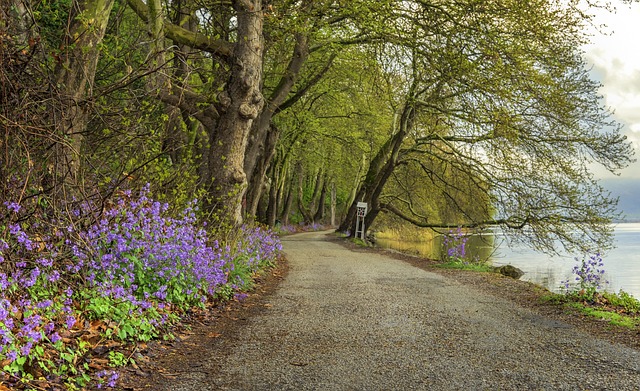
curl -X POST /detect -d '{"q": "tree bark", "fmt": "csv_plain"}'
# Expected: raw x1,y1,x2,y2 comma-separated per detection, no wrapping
313,178,327,223
338,103,415,235
297,164,313,223
205,0,264,226
330,180,337,226
245,122,281,218
244,32,309,217
280,171,294,225
54,0,116,192
265,163,279,226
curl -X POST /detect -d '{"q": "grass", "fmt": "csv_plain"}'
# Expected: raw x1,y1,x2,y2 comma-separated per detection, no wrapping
566,302,638,328
542,291,640,330
350,237,368,247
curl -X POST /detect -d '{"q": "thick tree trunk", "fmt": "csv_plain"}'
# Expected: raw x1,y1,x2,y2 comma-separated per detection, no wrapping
338,104,415,235
313,179,327,223
205,0,264,226
244,33,309,218
54,0,115,191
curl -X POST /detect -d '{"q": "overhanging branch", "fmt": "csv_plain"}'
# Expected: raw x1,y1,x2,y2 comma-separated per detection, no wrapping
126,0,233,58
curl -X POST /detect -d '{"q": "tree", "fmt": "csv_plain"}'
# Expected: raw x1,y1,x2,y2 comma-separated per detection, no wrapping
54,0,116,190
125,0,264,226
336,0,633,253
263,44,394,226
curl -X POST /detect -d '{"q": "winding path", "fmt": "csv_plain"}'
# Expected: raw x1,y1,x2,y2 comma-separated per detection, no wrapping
164,231,640,390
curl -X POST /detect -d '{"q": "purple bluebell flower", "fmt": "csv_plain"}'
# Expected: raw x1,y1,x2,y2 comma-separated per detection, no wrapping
3,201,21,213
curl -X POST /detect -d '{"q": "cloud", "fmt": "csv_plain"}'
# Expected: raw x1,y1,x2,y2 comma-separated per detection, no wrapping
582,3,640,178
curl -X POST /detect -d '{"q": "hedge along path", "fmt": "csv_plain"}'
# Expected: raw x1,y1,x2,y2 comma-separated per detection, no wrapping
160,230,640,391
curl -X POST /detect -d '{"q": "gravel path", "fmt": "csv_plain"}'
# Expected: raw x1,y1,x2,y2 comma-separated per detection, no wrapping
165,231,640,390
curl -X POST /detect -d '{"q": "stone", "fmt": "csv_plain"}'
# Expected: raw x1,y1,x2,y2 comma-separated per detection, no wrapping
494,264,524,279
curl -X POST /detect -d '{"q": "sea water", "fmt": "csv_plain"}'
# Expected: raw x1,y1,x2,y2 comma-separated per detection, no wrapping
377,223,640,298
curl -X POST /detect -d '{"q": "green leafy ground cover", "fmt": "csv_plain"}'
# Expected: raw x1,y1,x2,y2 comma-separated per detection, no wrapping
0,189,281,390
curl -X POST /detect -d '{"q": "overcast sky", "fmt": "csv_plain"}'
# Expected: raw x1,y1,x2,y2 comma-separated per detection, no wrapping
583,2,640,179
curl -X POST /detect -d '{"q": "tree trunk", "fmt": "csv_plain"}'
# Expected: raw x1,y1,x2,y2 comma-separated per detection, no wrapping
265,165,279,226
297,164,313,223
205,0,264,226
338,103,415,235
280,171,294,225
54,0,116,192
245,121,281,218
330,180,336,226
4,0,31,45
244,32,309,217
313,179,327,223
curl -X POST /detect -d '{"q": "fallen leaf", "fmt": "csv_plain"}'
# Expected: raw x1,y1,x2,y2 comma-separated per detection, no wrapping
88,358,109,370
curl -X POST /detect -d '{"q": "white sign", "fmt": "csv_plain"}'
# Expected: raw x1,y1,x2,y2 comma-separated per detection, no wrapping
355,202,368,239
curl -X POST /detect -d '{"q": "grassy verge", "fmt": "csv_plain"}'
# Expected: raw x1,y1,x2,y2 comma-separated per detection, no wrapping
542,290,640,330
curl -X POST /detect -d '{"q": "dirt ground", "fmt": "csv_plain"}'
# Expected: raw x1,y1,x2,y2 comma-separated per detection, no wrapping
114,232,640,390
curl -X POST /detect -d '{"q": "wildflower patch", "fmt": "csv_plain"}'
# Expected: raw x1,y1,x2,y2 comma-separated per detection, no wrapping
0,189,281,389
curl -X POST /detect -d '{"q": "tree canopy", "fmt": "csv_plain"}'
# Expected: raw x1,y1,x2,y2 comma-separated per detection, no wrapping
1,0,633,253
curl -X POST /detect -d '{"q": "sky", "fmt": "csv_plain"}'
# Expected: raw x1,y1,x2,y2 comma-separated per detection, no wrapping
583,2,640,179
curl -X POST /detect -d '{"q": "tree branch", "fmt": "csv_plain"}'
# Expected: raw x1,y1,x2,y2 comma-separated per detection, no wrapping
266,32,309,111
126,0,233,58
277,53,337,114
380,202,528,229
157,87,219,130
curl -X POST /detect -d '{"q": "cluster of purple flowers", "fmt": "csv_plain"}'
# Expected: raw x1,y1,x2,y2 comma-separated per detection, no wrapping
563,252,608,295
0,189,282,388
1,201,72,366
74,189,228,307
235,225,282,266
442,227,468,263
96,369,119,388
276,224,299,234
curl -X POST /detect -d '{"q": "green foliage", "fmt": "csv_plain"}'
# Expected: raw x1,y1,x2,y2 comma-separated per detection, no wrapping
566,302,639,329
602,291,640,314
31,0,73,48
544,289,640,330
108,351,132,367
350,238,368,247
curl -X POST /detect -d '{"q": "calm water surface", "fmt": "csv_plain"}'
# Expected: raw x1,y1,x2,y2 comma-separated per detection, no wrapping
377,223,640,298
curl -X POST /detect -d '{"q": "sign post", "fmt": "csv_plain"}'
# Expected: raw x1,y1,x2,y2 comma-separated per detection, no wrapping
355,202,368,240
